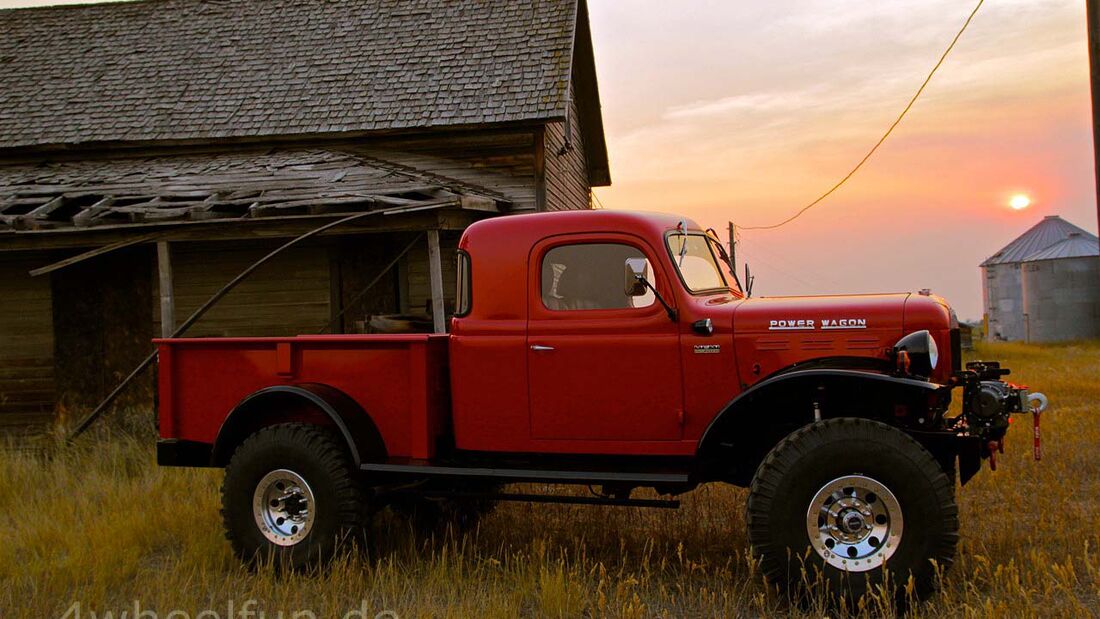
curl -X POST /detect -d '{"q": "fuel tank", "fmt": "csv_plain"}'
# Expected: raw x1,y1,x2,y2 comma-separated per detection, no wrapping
732,293,911,387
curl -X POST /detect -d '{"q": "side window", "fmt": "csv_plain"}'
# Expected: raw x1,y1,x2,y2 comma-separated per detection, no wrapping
541,243,655,311
455,250,471,317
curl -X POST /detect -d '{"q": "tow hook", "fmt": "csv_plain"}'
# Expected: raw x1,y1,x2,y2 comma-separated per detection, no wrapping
1027,393,1049,462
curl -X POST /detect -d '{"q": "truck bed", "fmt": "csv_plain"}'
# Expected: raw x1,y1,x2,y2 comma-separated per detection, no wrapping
156,335,449,459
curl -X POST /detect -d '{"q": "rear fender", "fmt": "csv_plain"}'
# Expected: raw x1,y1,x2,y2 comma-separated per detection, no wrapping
211,383,387,467
696,369,945,485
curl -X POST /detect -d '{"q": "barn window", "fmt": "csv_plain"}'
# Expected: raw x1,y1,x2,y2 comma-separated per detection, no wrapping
541,243,655,311
455,250,472,317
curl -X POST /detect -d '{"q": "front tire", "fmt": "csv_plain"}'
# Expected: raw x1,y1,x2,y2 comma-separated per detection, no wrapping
221,423,363,569
746,418,957,602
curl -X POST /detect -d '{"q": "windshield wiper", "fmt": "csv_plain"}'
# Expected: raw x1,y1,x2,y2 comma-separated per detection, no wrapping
706,231,743,292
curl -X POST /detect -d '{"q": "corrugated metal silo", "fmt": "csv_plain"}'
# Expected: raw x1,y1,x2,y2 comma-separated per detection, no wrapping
1020,233,1100,342
981,216,1099,342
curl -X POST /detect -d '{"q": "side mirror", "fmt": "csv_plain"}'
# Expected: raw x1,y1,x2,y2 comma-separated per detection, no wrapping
624,258,648,296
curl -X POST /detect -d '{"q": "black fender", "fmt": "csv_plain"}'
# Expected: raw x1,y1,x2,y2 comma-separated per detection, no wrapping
211,383,387,467
696,369,947,483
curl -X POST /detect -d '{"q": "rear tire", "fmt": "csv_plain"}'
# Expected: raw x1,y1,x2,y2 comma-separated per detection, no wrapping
746,418,957,602
221,423,363,569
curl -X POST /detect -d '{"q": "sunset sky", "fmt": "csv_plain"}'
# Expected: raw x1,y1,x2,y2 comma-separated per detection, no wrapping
2,0,1096,319
585,0,1097,319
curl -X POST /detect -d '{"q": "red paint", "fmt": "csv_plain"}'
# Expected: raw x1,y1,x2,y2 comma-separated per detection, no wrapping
157,211,957,460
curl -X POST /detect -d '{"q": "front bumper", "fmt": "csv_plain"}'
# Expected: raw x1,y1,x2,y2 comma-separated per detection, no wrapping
939,360,1048,483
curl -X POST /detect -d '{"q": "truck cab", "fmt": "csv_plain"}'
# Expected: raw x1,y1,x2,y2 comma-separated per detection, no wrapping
155,210,1046,602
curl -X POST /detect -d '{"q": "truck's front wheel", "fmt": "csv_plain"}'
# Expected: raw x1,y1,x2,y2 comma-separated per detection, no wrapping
221,423,364,568
746,418,957,602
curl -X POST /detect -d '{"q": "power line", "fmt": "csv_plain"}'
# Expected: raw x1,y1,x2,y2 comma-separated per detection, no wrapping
740,0,984,231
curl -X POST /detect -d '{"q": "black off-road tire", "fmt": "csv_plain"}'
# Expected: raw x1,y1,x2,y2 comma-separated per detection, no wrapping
221,423,363,569
746,418,958,603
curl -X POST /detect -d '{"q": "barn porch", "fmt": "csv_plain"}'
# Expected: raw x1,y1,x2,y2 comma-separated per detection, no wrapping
0,148,508,435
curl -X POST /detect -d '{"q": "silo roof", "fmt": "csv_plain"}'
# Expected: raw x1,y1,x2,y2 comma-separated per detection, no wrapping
1021,233,1100,262
981,215,1098,266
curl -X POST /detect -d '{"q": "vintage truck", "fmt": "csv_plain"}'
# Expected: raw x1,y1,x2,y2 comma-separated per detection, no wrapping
156,210,1046,599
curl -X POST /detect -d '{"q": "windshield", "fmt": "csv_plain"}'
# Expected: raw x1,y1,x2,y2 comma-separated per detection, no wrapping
666,233,732,294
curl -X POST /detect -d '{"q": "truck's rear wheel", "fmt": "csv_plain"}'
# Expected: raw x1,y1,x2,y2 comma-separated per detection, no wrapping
221,423,363,568
746,418,957,602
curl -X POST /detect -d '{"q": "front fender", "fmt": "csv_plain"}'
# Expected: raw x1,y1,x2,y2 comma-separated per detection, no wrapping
696,369,946,482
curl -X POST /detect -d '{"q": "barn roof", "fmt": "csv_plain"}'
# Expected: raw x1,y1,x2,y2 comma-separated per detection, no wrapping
0,148,505,233
981,215,1098,266
0,0,599,156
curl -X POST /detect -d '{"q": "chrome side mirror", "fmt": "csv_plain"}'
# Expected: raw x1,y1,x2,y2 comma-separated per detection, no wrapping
624,257,648,297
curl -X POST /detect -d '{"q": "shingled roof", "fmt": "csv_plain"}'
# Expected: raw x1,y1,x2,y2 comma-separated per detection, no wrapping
0,0,589,150
0,149,505,232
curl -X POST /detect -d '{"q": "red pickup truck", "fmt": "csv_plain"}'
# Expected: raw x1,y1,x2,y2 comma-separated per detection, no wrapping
156,210,1045,600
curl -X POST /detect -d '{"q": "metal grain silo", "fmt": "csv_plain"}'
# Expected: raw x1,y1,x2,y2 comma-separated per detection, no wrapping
1019,233,1100,342
981,216,1099,342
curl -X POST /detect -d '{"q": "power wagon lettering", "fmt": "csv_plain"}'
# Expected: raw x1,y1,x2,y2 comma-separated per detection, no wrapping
821,318,868,330
769,319,815,330
769,318,868,330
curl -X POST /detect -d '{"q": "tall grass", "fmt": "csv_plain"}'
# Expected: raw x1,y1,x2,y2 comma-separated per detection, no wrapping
2,342,1097,618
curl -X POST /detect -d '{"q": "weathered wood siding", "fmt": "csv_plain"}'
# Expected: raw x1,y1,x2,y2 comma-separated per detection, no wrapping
406,232,460,319
543,82,592,212
361,129,539,212
155,242,331,337
333,234,406,333
52,246,154,412
0,252,55,431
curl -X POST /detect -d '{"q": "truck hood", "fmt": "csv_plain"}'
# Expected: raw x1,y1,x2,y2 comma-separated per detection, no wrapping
732,293,912,386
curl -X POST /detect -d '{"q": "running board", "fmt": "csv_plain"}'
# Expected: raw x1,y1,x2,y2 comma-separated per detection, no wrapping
389,489,680,509
360,462,691,485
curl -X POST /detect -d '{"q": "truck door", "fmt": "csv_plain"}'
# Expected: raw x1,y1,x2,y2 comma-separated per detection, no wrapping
527,236,684,442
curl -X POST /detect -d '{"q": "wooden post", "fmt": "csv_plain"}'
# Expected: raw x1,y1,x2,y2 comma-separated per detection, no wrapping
426,230,446,333
1088,0,1100,248
156,241,176,338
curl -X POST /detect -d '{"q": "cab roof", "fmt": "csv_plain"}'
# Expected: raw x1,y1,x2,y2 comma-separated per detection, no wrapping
463,210,702,247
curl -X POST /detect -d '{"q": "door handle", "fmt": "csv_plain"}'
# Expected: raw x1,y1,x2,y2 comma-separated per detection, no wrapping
530,345,555,352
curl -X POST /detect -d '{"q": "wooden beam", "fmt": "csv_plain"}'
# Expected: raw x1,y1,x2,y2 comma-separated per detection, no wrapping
533,125,547,212
71,197,115,227
1088,0,1100,246
3,208,473,253
426,229,447,334
156,241,176,338
28,231,164,277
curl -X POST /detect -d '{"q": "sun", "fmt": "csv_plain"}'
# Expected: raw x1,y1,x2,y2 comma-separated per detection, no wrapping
1009,194,1032,211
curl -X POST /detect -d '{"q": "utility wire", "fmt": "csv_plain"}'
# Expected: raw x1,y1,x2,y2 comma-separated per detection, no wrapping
740,0,984,231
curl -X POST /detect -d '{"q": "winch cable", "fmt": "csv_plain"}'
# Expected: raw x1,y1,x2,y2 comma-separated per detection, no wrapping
68,202,450,441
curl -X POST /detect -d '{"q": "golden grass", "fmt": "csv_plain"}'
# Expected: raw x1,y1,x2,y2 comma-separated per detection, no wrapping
2,342,1098,618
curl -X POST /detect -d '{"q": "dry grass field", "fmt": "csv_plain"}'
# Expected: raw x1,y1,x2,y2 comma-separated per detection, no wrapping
1,342,1097,618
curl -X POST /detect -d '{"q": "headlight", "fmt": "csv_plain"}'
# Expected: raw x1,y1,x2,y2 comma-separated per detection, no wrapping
894,330,938,378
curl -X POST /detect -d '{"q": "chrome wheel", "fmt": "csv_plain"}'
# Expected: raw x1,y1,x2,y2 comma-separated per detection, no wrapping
253,469,316,546
806,474,903,572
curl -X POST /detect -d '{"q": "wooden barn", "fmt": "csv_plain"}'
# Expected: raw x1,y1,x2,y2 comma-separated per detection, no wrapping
0,0,610,435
